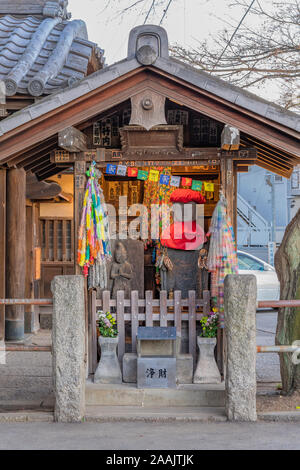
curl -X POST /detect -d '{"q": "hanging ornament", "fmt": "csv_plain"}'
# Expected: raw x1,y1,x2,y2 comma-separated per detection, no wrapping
207,194,238,327
77,161,112,278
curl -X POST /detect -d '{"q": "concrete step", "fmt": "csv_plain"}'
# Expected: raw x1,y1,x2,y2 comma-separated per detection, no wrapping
0,411,54,423
86,381,225,408
0,396,54,412
0,365,52,377
85,405,227,422
1,351,51,367
0,376,52,389
0,388,53,401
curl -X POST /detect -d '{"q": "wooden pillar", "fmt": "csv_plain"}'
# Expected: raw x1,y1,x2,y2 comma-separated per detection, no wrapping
220,155,237,239
73,157,88,373
73,157,86,275
25,203,40,333
6,168,26,341
219,155,237,378
0,169,6,343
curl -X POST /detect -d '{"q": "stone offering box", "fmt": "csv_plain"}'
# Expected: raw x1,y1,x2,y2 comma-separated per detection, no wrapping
137,326,177,389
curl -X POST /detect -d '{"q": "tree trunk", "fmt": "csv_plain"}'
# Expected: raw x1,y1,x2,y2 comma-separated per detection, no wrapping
275,209,300,394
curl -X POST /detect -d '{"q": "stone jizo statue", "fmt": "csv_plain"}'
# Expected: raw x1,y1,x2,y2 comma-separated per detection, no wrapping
111,242,133,299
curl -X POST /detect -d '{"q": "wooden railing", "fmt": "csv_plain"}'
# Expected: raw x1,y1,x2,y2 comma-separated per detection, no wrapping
88,289,211,374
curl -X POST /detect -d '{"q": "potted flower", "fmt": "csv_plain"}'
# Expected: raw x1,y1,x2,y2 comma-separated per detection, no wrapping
193,310,221,384
94,311,122,384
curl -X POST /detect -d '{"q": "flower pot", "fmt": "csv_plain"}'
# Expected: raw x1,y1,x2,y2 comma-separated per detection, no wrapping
94,336,122,384
193,337,221,384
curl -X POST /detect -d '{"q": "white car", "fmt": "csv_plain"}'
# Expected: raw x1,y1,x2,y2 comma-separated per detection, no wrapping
237,250,280,302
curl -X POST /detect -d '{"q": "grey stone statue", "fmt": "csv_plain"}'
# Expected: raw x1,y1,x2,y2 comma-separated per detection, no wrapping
111,242,133,299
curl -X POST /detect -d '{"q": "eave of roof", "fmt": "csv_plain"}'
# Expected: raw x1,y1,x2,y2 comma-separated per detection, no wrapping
0,23,299,180
0,51,299,138
0,14,104,97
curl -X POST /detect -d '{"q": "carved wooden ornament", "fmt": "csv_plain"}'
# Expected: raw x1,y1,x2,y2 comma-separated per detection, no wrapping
129,89,167,131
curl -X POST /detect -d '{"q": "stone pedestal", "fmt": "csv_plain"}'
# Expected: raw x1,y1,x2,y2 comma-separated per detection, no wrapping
123,352,193,384
94,336,122,384
193,337,221,384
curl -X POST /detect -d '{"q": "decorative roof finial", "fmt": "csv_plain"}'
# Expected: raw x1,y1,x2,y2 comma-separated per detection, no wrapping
43,1,71,20
128,25,169,64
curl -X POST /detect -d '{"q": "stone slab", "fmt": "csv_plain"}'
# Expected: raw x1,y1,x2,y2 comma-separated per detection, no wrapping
123,353,193,384
85,405,227,423
137,357,176,388
224,274,257,422
86,381,225,407
51,275,86,423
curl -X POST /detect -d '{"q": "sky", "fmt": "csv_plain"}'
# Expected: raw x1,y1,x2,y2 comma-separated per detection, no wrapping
67,0,287,104
68,0,251,64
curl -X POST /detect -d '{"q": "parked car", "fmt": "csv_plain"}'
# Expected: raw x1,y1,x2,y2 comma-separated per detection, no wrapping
237,250,280,302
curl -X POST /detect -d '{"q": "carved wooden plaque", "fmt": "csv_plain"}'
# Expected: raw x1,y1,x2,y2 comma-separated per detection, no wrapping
119,125,183,159
130,89,167,130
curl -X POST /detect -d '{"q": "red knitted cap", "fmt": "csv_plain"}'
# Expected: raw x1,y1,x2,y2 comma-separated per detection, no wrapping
170,189,206,204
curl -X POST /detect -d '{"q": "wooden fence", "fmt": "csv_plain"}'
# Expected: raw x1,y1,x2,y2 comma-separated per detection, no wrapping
88,289,211,374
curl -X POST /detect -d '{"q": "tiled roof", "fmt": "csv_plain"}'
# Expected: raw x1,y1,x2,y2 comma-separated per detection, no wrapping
0,14,104,96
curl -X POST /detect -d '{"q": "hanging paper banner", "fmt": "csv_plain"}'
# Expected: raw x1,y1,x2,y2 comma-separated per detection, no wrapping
137,169,149,181
149,169,160,182
159,174,170,186
116,164,127,176
191,180,203,191
204,182,214,192
106,164,117,175
182,177,192,187
170,176,181,187
128,167,138,177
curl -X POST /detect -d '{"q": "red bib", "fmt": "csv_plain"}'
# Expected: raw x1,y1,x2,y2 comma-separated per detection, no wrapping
161,221,206,251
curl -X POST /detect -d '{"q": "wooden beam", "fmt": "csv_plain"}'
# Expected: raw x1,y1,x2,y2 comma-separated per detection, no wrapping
25,158,54,175
241,136,298,165
221,124,240,151
36,166,68,180
58,126,87,152
0,170,6,342
7,139,58,168
24,154,52,172
26,172,61,200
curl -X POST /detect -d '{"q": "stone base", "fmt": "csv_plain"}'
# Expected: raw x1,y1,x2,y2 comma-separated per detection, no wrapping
177,354,193,384
122,353,193,384
94,336,122,384
40,314,52,330
25,310,40,334
123,353,137,383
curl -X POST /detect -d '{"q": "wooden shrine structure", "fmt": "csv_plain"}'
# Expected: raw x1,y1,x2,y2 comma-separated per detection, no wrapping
0,7,299,344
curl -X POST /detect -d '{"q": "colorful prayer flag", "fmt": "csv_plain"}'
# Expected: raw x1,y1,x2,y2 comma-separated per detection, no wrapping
149,169,160,182
192,180,203,191
137,170,149,181
170,176,181,187
116,165,127,176
159,174,170,186
106,164,117,175
128,167,138,177
182,177,192,187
